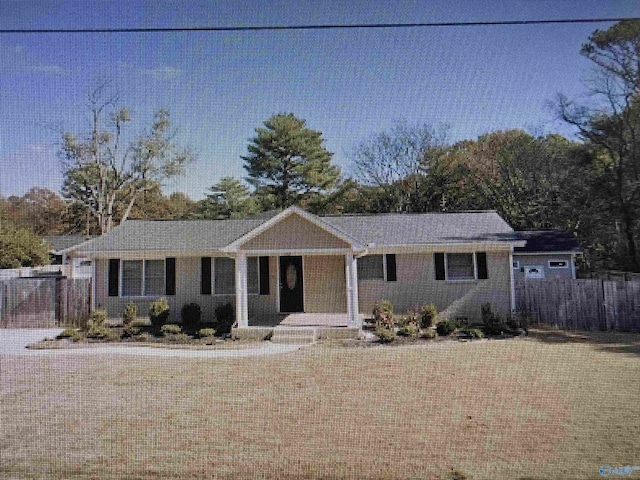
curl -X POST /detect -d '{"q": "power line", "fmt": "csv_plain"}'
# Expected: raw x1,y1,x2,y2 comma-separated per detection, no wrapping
0,17,639,34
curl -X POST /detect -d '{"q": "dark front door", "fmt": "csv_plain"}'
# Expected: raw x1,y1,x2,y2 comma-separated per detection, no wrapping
279,256,304,313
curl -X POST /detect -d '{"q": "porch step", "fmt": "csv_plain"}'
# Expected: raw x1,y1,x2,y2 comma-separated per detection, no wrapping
271,326,317,345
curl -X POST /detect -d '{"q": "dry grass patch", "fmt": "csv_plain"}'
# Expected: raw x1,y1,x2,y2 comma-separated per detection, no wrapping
1,332,639,479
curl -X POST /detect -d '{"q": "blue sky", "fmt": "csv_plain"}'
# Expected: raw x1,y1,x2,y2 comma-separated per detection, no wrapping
1,0,639,199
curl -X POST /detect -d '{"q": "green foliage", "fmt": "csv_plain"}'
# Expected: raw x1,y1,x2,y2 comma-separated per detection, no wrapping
0,225,50,268
398,323,419,337
122,325,141,338
214,303,235,335
465,328,484,339
57,328,83,342
421,329,437,339
161,324,182,335
436,320,456,336
242,113,340,209
197,328,216,338
123,302,137,326
86,310,117,340
420,304,438,328
163,333,192,344
198,177,259,219
372,300,394,328
88,309,108,326
180,303,202,328
481,303,507,335
374,325,396,343
149,298,170,327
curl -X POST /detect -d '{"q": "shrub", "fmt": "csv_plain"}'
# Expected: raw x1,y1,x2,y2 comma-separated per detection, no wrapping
123,302,137,326
398,323,419,337
421,328,437,339
214,303,235,335
420,304,438,328
57,327,83,342
149,298,170,327
481,302,507,335
465,327,484,339
86,309,111,339
181,303,202,328
165,333,192,344
122,325,141,338
161,324,182,335
88,309,107,326
198,328,216,338
436,320,456,336
374,324,396,343
372,300,394,329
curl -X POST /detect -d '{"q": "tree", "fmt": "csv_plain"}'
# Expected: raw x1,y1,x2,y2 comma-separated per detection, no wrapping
0,225,50,269
198,177,259,219
3,188,68,235
242,113,340,209
60,82,194,234
557,20,640,271
349,121,449,212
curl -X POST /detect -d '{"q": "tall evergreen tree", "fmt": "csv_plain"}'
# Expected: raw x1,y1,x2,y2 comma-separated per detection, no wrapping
242,113,340,209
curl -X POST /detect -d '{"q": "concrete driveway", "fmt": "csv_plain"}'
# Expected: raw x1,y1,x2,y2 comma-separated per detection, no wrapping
0,328,302,358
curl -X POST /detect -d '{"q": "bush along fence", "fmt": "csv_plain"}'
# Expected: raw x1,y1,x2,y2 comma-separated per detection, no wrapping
516,278,640,331
0,277,91,329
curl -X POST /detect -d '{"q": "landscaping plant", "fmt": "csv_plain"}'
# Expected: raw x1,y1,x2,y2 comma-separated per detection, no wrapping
214,303,235,335
149,297,170,327
181,303,202,329
420,304,438,328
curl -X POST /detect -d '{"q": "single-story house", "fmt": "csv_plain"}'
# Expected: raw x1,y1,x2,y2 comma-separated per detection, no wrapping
44,235,93,278
512,230,582,280
63,206,532,330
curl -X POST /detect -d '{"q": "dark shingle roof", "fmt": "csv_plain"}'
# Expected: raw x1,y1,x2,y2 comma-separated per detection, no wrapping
69,209,518,255
322,211,514,246
514,230,582,253
44,235,93,254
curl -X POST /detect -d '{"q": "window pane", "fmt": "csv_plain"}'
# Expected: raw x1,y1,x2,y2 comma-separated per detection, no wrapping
447,253,474,280
357,255,384,280
247,257,259,295
215,257,236,295
122,260,142,296
145,260,165,296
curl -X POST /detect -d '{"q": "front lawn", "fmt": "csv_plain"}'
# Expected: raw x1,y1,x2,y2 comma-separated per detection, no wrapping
2,330,639,479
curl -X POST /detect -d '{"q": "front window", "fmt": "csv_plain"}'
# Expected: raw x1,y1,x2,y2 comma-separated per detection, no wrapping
122,259,165,296
357,255,384,280
446,253,475,280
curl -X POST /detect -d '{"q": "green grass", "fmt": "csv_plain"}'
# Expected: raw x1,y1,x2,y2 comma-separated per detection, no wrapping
1,329,639,479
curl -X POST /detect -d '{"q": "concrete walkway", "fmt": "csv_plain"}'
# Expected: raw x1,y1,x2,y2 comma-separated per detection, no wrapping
0,329,303,358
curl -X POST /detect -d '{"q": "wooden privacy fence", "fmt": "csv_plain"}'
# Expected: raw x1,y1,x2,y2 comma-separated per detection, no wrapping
516,278,640,331
0,277,91,328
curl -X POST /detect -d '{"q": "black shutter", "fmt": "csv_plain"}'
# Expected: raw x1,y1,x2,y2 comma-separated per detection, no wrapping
165,258,176,295
385,254,397,281
201,257,212,295
434,253,446,281
476,252,488,280
108,259,119,297
259,256,270,295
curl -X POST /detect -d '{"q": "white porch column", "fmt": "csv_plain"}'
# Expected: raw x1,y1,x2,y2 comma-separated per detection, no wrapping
235,252,249,328
345,253,361,328
509,249,516,315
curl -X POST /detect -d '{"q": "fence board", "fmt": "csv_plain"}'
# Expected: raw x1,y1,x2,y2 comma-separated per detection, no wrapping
0,278,91,328
516,278,640,331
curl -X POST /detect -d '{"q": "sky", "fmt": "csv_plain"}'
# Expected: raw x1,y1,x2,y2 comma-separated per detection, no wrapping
0,0,639,200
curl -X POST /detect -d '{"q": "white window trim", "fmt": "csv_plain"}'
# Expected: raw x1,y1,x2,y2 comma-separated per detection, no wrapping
444,252,478,283
357,254,387,282
548,259,569,269
206,256,261,296
120,259,165,298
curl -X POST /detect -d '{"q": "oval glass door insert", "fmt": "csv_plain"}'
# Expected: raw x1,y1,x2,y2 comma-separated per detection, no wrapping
285,263,297,290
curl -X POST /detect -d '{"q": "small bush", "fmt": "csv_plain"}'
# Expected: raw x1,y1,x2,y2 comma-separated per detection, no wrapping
57,328,83,342
375,324,396,343
164,333,191,344
122,325,141,338
481,302,507,335
436,320,456,336
214,303,235,335
149,298,170,327
198,328,216,338
398,323,419,337
123,302,137,326
181,303,202,328
133,332,153,343
86,309,111,339
420,304,438,328
372,300,394,329
88,309,107,326
466,327,484,339
421,328,437,339
161,324,182,335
